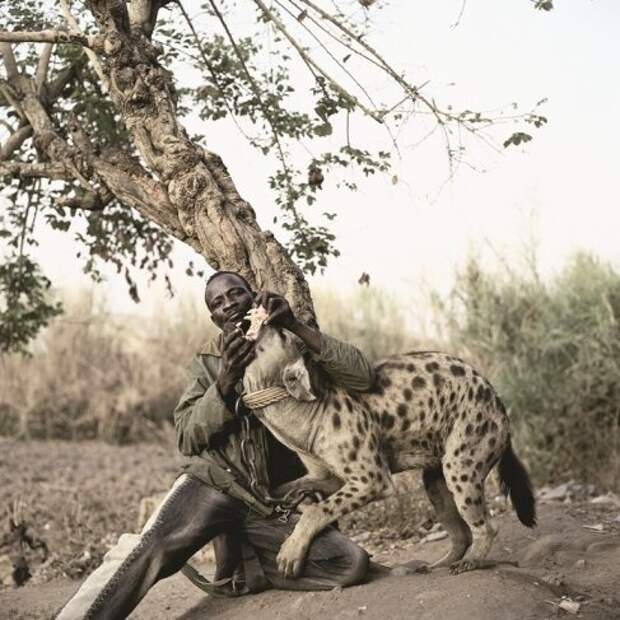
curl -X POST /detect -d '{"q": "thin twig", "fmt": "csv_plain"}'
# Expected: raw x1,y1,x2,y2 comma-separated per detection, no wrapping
0,119,14,133
58,0,109,90
274,0,376,107
174,0,254,142
251,0,383,123
287,0,385,72
293,0,444,124
450,0,468,29
56,194,106,211
206,0,305,228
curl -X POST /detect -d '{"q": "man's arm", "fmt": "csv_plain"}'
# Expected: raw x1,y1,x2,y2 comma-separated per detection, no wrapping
174,326,256,456
255,292,375,392
173,355,238,456
297,324,375,392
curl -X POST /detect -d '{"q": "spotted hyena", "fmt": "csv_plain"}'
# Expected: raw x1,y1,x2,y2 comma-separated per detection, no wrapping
242,328,536,578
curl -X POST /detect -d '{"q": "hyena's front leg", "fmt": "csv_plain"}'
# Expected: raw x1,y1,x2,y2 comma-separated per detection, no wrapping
273,456,342,501
277,473,389,578
274,474,343,502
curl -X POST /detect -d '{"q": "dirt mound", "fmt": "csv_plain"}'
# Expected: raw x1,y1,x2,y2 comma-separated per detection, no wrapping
2,501,619,619
1,440,619,619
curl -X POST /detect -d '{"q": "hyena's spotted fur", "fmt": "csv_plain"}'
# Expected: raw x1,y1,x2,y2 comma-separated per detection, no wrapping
245,331,536,577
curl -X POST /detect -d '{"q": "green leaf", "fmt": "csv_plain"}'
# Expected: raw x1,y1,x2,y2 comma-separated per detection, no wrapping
314,122,333,137
503,132,533,148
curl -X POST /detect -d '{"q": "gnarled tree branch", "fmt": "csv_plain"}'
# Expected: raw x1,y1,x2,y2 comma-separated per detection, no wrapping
0,42,18,80
0,160,73,180
35,43,54,96
0,30,102,49
0,124,33,161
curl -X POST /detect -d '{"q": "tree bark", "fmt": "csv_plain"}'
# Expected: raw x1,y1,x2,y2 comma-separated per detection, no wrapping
81,0,316,322
0,3,316,323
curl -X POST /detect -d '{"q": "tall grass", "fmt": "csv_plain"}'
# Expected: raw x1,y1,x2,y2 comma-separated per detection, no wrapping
0,286,422,443
436,251,620,490
313,286,425,362
0,290,216,443
3,261,619,492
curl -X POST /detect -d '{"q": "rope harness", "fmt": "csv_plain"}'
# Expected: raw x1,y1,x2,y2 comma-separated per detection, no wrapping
241,386,289,410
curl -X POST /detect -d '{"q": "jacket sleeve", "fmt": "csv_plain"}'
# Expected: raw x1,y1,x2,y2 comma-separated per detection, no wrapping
173,355,237,456
312,332,375,392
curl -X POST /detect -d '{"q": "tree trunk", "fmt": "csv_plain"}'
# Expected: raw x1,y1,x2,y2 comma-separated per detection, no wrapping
85,1,316,323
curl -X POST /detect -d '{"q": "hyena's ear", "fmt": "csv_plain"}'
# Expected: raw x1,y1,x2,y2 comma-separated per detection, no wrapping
282,358,316,402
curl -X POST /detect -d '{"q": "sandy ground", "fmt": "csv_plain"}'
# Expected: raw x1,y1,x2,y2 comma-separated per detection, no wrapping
1,439,619,620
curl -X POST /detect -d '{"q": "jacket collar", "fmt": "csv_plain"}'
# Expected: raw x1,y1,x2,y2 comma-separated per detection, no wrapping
199,332,223,357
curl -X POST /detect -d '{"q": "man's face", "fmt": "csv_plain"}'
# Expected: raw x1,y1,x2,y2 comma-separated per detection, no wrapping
205,273,254,330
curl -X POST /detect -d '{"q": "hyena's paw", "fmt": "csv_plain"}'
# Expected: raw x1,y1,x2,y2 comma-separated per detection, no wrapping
277,534,308,579
449,558,499,574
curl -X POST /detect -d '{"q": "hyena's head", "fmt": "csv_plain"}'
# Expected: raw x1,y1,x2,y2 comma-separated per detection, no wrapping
243,326,316,401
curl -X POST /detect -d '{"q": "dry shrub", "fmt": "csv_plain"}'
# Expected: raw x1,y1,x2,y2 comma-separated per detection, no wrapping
1,285,430,444
0,290,216,443
437,251,620,491
313,286,429,362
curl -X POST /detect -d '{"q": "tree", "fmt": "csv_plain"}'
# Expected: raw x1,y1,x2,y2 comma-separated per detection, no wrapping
0,0,548,354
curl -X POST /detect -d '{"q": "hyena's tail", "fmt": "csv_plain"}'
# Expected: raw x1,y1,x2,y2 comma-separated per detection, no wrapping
498,436,537,527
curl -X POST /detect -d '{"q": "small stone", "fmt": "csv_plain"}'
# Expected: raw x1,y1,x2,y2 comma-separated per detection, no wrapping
539,483,571,502
358,605,367,614
582,523,605,533
0,554,13,587
421,530,448,544
558,599,581,615
590,492,620,507
573,559,586,568
542,573,565,587
291,595,305,611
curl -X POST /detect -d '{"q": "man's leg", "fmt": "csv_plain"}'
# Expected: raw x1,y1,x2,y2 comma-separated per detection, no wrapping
56,475,247,620
244,513,368,591
212,532,243,582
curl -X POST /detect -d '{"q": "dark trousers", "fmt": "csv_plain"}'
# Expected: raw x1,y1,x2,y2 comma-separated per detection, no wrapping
56,474,369,619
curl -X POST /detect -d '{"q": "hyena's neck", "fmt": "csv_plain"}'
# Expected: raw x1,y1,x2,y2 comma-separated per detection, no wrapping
256,398,326,455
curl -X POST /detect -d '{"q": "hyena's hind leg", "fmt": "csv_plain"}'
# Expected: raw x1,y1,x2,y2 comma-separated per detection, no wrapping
442,429,503,574
422,466,472,566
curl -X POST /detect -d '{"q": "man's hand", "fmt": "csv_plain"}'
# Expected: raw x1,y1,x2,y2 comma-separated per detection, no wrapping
254,290,322,354
217,326,255,399
254,291,296,330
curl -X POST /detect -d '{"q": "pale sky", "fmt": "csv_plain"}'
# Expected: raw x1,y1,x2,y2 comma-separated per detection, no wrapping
9,1,620,321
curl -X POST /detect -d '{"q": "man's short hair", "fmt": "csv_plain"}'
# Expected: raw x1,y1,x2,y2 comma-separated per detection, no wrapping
204,271,253,305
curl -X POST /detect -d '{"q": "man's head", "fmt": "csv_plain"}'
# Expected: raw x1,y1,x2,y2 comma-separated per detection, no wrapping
205,271,254,330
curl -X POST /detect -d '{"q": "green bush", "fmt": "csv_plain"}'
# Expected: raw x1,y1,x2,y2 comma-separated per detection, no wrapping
437,251,620,491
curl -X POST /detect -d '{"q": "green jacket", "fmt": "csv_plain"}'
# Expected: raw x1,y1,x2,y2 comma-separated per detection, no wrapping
174,330,374,516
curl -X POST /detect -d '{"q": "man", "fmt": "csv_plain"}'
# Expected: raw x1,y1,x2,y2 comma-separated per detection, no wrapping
57,271,375,619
